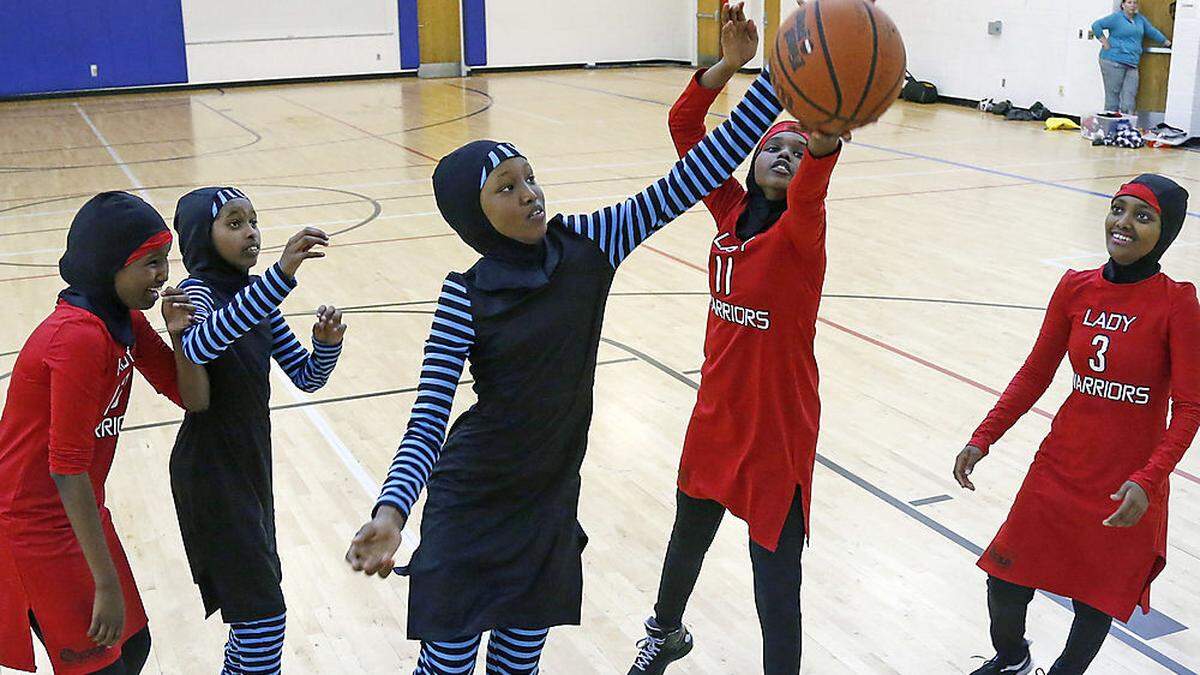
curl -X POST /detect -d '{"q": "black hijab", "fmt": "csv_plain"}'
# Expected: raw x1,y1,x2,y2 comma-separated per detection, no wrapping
433,140,561,305
736,121,805,240
1104,174,1189,283
173,187,253,295
58,191,170,346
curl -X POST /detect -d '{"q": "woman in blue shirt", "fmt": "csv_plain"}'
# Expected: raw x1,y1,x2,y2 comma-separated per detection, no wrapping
1093,0,1171,114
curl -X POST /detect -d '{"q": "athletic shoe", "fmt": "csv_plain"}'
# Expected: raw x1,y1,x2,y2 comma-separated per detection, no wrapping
628,617,693,674
969,644,1033,675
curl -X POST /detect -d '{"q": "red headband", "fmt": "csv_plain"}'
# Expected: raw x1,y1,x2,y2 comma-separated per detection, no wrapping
758,121,807,150
1114,182,1161,213
124,229,173,266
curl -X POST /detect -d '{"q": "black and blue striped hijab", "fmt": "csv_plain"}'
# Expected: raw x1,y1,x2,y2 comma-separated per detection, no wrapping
433,140,560,294
174,186,253,294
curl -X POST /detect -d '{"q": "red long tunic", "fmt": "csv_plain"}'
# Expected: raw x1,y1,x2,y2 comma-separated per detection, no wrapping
970,268,1200,620
672,71,839,550
0,301,181,674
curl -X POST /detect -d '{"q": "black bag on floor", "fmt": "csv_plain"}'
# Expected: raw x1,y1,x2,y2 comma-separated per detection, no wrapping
901,71,938,104
990,100,1012,115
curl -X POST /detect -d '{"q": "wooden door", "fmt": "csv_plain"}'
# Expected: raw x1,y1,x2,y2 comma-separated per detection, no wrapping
697,0,722,67
764,0,782,63
417,0,461,77
1135,0,1175,112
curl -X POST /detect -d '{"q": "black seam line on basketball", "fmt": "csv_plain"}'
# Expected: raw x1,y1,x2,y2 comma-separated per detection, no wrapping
772,28,838,120
846,0,881,123
118,356,639,433
599,336,1198,675
859,68,907,127
0,99,262,172
812,0,845,119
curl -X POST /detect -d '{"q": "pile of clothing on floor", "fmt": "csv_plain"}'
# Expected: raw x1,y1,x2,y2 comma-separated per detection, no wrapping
978,98,1053,122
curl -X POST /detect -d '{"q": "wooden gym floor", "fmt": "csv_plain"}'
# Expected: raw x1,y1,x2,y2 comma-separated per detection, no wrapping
2,65,1199,674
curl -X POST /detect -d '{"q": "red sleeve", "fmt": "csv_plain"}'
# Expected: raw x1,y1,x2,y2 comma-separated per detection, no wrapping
969,273,1074,454
669,69,747,224
131,312,183,408
779,145,840,255
1129,284,1200,496
45,322,110,475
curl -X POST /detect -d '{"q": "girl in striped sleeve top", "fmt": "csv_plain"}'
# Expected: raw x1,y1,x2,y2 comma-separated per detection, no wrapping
345,68,784,674
169,187,346,674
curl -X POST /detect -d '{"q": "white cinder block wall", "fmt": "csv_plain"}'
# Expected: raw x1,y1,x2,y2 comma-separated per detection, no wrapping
181,0,401,84
175,0,1195,120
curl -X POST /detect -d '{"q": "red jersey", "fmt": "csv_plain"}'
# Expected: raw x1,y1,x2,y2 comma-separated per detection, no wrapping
671,72,839,550
970,268,1200,620
0,301,181,674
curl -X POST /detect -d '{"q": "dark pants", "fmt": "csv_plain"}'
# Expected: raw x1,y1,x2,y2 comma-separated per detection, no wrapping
29,612,152,675
987,576,1113,674
653,489,805,675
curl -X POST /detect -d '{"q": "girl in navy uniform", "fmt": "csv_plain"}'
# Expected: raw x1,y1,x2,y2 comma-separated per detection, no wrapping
345,67,786,673
170,188,346,674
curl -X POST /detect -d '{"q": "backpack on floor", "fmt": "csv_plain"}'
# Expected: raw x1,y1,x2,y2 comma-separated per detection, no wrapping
900,71,938,104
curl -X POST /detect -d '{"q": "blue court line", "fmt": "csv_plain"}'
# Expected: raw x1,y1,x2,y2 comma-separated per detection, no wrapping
600,337,1196,674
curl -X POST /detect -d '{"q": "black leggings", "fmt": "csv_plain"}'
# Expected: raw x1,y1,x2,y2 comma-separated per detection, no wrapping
653,489,805,675
987,576,1113,675
29,612,152,675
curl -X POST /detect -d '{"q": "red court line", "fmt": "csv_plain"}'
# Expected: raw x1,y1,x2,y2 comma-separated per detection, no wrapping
641,244,1200,487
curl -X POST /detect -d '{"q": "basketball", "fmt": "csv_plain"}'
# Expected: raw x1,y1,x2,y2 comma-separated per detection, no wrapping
769,0,907,135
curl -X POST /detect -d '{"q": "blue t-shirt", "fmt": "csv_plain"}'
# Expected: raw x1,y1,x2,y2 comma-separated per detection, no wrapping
1092,11,1168,66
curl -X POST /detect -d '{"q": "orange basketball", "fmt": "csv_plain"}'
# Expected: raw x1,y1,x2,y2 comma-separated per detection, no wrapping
769,0,907,135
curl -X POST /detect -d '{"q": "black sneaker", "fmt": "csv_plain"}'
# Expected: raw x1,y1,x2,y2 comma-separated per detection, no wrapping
628,617,693,674
969,646,1033,675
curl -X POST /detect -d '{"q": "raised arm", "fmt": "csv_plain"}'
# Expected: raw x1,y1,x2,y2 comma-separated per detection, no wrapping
667,3,760,222
178,264,296,365
560,68,783,268
269,308,343,393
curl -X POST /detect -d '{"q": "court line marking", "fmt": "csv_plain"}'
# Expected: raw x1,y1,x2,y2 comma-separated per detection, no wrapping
599,336,1196,674
72,103,152,204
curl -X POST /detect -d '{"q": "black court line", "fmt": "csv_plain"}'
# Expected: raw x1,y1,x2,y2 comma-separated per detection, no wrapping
0,98,262,172
120,356,638,433
598,336,1195,673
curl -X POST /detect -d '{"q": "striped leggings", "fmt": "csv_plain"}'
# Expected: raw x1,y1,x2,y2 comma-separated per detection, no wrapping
415,627,549,674
222,612,286,674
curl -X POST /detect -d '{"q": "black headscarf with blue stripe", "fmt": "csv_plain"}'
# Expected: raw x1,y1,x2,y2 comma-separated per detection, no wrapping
174,186,253,295
433,140,560,296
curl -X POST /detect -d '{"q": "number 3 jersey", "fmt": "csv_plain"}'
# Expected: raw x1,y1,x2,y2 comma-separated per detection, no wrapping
670,70,840,551
970,268,1200,619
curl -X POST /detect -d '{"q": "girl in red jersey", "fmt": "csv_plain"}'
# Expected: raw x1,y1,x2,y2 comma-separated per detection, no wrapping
954,174,1199,675
628,5,846,674
0,192,208,675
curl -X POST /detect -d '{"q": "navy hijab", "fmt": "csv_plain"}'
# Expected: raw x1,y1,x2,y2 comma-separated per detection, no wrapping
58,191,170,346
1104,174,1189,283
173,187,252,294
433,140,561,313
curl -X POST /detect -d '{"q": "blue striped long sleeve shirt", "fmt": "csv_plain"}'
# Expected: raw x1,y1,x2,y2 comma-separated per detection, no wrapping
179,263,342,392
373,71,783,518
